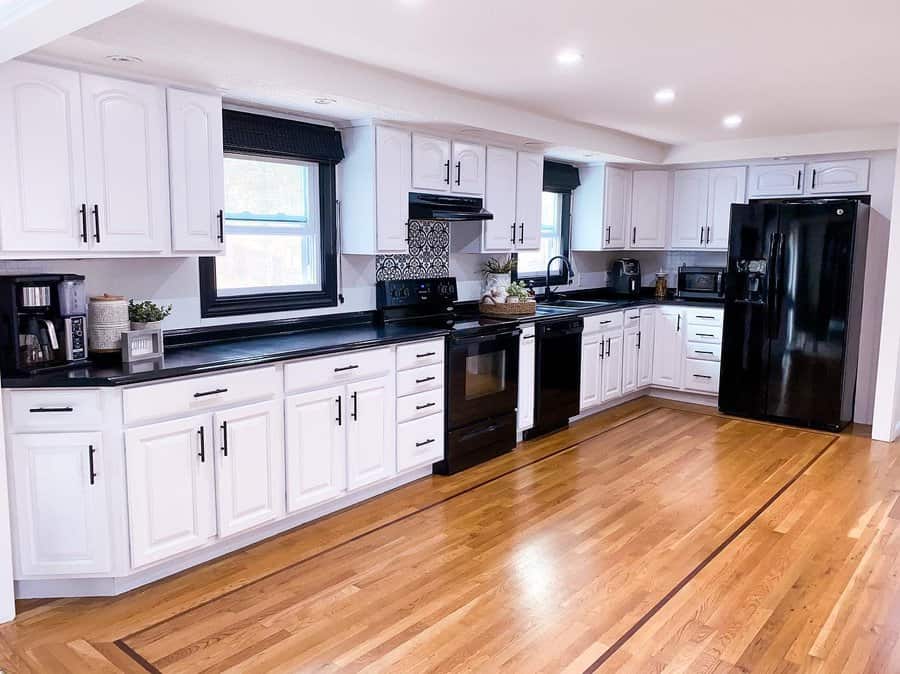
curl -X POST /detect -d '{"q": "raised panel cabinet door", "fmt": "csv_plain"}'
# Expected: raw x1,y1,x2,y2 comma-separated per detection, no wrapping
125,415,216,568
451,141,485,195
670,169,709,249
346,376,396,490
483,146,518,251
0,61,88,252
167,88,225,253
600,330,624,403
747,163,804,197
602,166,630,249
9,432,110,576
580,333,602,410
629,170,668,249
411,134,451,192
570,165,605,251
806,159,869,194
284,385,346,513
81,73,170,252
515,151,544,249
622,327,640,394
651,308,684,388
375,126,411,253
706,166,747,250
213,401,284,538
637,309,655,387
517,330,536,431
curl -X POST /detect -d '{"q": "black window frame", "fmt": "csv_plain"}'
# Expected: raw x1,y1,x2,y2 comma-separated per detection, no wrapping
199,118,340,319
511,188,573,288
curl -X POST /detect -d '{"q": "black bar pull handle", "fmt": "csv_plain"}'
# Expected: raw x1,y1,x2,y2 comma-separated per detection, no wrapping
695,350,714,355
197,427,206,462
511,222,516,244
334,364,359,373
415,438,436,448
796,170,802,190
523,335,534,340
696,315,716,319
416,402,436,410
80,204,88,243
455,161,461,185
676,314,681,332
599,319,612,325
88,445,97,485
416,352,436,358
599,340,604,360
637,331,641,349
351,391,358,421
632,227,636,245
811,169,817,189
696,332,715,337
444,160,450,184
335,395,342,425
92,204,101,243
217,209,224,243
519,223,524,244
606,226,611,244
29,406,74,413
415,376,436,384
220,420,228,457
606,337,611,358
693,374,712,379
194,387,228,398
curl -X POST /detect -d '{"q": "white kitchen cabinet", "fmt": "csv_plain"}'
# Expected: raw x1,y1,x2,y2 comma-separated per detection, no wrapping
637,308,655,388
284,385,347,512
515,152,544,249
346,375,395,490
651,308,685,388
81,73,170,253
747,163,804,197
9,432,111,576
167,88,225,254
483,146,519,250
603,166,631,249
599,328,624,403
412,134,451,192
375,126,412,252
213,401,284,538
706,166,746,250
622,314,641,394
0,61,88,253
125,416,216,568
670,169,710,249
629,170,668,249
451,141,485,195
518,325,536,431
806,158,869,194
571,165,629,251
580,332,602,410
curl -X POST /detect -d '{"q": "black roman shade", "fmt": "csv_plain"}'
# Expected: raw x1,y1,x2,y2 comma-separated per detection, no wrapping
223,109,344,163
543,160,581,192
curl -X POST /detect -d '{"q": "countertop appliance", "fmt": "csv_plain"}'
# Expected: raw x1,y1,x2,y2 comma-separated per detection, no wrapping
609,258,641,297
677,266,725,299
719,198,869,431
525,315,583,439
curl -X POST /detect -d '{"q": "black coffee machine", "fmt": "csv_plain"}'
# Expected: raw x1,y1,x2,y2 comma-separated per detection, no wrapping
0,274,88,374
608,258,641,297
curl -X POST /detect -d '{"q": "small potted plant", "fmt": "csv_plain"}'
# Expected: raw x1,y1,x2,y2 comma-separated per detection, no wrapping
505,281,530,303
128,299,173,331
481,256,515,298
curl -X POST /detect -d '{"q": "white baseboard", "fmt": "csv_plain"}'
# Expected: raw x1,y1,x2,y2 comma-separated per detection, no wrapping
646,387,718,407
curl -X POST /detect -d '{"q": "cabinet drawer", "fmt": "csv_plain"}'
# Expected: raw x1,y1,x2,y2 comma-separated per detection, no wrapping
686,325,722,344
685,308,723,327
397,363,444,397
284,347,392,393
687,343,722,362
123,366,279,426
5,389,103,431
584,311,623,334
396,338,444,371
397,413,444,471
684,359,720,394
397,388,444,423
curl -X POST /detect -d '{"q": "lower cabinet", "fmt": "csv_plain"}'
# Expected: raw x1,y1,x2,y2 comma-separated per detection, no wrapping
599,328,624,403
518,325,536,431
396,413,443,472
651,308,685,388
637,308,656,388
623,321,640,394
346,375,396,490
580,313,627,411
9,432,111,576
125,415,216,568
580,332,602,410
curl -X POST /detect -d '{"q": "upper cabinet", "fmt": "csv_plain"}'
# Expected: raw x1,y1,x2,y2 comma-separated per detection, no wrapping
515,152,543,249
602,167,631,249
571,165,631,251
671,166,745,250
411,134,451,192
805,158,869,194
747,163,804,197
473,147,542,253
451,141,485,195
629,170,668,249
706,166,746,249
167,89,225,254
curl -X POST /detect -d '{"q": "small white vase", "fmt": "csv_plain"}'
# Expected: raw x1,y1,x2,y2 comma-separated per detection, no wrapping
130,320,163,331
483,273,511,299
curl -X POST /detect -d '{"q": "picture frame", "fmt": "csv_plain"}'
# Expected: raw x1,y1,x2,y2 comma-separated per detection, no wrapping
121,328,164,363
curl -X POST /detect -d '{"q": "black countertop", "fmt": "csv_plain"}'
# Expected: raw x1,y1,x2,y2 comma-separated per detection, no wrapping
2,290,723,389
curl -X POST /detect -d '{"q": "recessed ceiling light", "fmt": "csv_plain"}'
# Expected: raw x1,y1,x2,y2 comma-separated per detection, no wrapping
105,55,142,64
722,114,743,129
314,97,337,105
556,48,583,66
654,88,675,104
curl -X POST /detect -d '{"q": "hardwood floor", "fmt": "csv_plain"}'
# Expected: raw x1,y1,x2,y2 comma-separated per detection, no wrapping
0,398,898,672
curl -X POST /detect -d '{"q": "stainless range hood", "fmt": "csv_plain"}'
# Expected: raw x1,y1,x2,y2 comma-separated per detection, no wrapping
408,192,494,222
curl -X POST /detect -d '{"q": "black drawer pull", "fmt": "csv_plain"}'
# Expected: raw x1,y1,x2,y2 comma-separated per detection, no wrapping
695,350,714,355
88,445,97,485
696,333,715,337
629,315,639,320
523,335,535,340
599,320,612,325
415,376,436,384
693,374,712,379
194,388,228,398
415,402,436,410
416,352,436,358
696,315,716,319
415,438,436,447
334,364,360,372
29,406,74,413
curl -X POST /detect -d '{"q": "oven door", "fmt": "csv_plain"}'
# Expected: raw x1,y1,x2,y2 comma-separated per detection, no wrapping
447,329,520,430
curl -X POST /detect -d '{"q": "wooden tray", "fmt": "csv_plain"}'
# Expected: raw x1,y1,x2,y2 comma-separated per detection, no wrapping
479,301,536,317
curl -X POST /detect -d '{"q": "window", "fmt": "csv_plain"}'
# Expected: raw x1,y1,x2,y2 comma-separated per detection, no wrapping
513,190,572,287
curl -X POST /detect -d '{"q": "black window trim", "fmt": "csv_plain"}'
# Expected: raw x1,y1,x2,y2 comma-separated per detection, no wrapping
512,187,573,288
199,154,338,318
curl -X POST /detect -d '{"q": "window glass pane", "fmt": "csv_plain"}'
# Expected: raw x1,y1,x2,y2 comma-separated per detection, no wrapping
517,192,563,276
217,156,321,295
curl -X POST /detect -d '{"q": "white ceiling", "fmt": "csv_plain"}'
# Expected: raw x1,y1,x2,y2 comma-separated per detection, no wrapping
28,0,900,149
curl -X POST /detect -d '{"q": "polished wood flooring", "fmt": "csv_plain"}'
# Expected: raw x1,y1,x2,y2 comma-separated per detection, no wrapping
1,398,898,672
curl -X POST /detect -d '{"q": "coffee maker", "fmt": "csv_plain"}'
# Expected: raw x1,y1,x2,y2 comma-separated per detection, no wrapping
0,274,88,374
608,258,641,297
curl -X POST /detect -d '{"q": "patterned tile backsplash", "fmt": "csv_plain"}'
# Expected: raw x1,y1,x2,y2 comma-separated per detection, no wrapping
375,220,450,281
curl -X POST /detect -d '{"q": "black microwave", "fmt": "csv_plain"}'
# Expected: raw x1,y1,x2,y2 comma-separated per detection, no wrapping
677,266,725,299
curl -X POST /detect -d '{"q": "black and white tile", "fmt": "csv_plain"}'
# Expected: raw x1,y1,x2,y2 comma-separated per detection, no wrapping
375,220,450,281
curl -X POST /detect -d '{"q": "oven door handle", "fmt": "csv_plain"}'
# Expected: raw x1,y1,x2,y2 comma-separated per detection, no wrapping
451,329,521,345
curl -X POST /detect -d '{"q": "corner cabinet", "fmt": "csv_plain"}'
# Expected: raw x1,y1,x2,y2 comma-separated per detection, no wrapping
571,165,631,251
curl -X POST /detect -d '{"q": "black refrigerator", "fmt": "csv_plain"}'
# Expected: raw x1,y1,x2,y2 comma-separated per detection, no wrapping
719,198,869,431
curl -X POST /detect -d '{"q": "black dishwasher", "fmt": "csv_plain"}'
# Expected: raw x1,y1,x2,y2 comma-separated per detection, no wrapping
525,316,584,439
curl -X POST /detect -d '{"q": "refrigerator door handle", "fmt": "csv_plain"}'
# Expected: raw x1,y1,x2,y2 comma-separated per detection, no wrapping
768,232,786,338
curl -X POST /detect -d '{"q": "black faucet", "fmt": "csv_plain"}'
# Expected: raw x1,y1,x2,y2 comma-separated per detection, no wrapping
543,255,574,302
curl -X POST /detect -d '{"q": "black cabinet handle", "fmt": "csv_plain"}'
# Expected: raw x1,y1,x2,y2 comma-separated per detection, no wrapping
416,352,436,358
706,226,711,245
415,438,436,448
88,445,97,485
92,204,100,243
676,314,681,332
334,364,359,372
335,395,342,425
455,161,461,185
444,160,450,184
510,222,516,244
632,227,636,245
696,315,716,319
220,420,228,457
197,427,206,462
80,204,88,243
415,376,436,384
29,406,74,413
351,391,358,421
415,402,436,410
217,209,224,243
194,387,228,398
696,332,715,337
797,170,802,190
599,340,604,360
700,227,704,245
693,374,712,379
606,226,611,244
637,331,642,349
519,223,524,244
599,319,612,325
606,338,611,358
523,335,534,340
811,169,817,189
695,350,714,355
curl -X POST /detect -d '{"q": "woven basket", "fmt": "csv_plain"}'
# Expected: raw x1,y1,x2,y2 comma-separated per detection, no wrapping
479,301,536,317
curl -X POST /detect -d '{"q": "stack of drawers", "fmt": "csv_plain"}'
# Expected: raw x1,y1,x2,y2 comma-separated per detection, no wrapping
395,338,445,471
683,308,724,394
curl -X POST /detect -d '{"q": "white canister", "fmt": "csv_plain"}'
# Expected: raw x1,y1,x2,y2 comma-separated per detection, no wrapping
88,294,130,353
